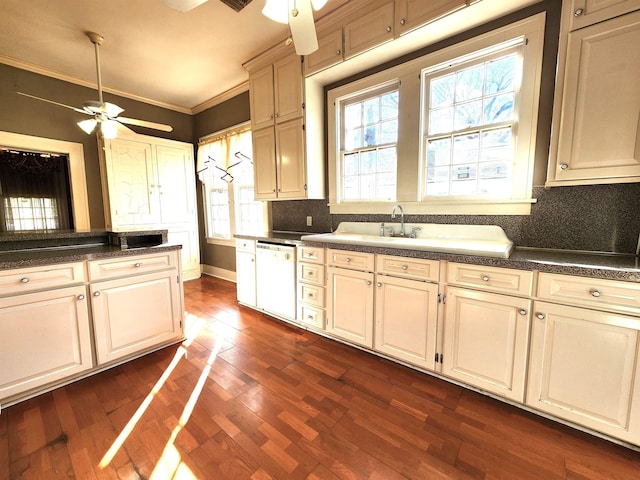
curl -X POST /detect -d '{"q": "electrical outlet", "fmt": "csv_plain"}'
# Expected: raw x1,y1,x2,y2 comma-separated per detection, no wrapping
306,216,313,227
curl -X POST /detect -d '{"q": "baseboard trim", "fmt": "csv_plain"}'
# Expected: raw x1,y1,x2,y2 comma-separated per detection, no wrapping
201,265,236,282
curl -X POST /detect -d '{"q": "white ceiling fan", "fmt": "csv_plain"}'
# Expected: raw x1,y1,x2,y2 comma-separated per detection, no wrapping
16,31,173,139
164,0,327,55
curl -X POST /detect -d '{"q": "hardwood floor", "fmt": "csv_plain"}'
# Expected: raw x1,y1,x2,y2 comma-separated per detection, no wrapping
2,274,640,479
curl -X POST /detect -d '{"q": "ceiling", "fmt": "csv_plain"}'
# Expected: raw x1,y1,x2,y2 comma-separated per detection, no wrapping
0,0,347,114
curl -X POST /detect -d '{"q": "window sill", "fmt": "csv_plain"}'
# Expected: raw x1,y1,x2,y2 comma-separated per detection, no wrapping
328,199,536,216
206,237,235,247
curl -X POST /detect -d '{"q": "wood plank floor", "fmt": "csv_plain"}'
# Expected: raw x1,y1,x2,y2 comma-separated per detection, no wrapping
2,275,640,479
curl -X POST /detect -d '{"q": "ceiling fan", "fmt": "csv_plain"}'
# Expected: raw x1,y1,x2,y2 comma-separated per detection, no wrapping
163,0,327,55
16,32,173,139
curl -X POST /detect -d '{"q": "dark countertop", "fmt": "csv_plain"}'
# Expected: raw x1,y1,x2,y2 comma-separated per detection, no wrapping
235,231,640,283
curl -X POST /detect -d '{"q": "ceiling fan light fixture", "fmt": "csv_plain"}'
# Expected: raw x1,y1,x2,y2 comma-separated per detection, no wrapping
262,0,289,24
101,119,119,139
77,119,98,135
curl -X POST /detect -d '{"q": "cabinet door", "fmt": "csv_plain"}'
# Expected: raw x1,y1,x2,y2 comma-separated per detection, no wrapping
252,127,278,199
274,54,303,124
249,65,275,130
236,250,256,307
104,137,160,226
527,301,640,444
275,118,307,199
305,27,344,75
553,11,640,183
155,144,196,225
91,270,182,365
374,275,438,370
395,0,466,35
344,0,395,59
569,0,640,30
167,228,200,281
326,266,374,348
0,285,92,401
443,287,531,402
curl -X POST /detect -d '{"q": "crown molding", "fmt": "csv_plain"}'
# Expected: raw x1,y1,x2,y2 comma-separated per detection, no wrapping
191,81,250,114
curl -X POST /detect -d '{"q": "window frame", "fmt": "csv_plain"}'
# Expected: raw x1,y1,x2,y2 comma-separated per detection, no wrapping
198,123,269,247
327,13,545,215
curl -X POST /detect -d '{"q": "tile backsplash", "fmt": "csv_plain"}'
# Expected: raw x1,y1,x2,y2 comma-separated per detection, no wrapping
271,183,640,254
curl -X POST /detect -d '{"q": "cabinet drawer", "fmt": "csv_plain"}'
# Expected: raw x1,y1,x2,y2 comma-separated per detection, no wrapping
447,263,533,297
298,245,325,264
236,239,256,253
88,251,177,282
298,303,325,329
0,262,85,296
327,249,375,272
298,283,325,308
376,255,439,282
298,263,325,286
537,273,640,315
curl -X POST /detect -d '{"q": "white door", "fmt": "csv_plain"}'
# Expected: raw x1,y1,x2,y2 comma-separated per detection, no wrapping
326,266,374,348
374,275,438,370
155,144,195,225
275,118,306,199
167,228,200,281
527,301,640,444
90,270,182,365
443,287,531,402
0,285,93,401
236,250,256,307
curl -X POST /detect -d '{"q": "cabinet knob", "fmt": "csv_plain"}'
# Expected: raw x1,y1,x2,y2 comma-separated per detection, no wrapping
20,277,29,283
336,49,341,55
536,312,545,320
366,280,372,286
307,293,313,297
400,18,406,26
93,291,101,297
77,294,85,300
275,113,279,118
482,275,490,282
307,271,314,276
559,163,569,170
377,282,382,287
134,262,142,267
307,315,314,320
574,8,584,16
345,257,351,262
402,265,408,270
386,26,392,32
518,309,527,316
589,289,601,298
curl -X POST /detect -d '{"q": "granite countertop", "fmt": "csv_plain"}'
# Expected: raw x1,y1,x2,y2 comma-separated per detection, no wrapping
0,229,180,270
235,231,640,283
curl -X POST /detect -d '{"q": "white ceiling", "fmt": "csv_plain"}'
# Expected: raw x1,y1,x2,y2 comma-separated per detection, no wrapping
0,0,347,113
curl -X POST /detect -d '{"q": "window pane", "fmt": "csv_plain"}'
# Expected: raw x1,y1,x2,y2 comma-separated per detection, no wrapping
430,74,455,108
425,166,450,196
380,120,398,144
345,128,362,151
364,125,378,146
485,54,516,95
344,152,360,176
344,103,362,129
360,150,376,174
363,98,380,124
381,91,399,120
429,107,454,135
455,64,484,102
452,133,479,165
450,163,478,195
427,138,451,167
454,100,482,130
483,92,514,124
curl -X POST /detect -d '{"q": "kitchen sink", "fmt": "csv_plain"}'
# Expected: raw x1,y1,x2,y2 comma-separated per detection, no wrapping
301,222,514,258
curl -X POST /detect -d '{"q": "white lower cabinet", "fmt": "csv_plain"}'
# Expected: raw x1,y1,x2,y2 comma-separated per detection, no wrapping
526,301,640,444
326,265,374,348
236,239,257,307
442,287,531,402
374,275,439,370
0,284,93,401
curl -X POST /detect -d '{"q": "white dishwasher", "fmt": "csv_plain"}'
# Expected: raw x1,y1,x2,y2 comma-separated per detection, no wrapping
255,242,296,320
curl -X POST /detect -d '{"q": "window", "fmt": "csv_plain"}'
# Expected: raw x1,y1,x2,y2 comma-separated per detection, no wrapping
327,14,545,215
197,124,267,244
341,85,399,201
423,45,521,198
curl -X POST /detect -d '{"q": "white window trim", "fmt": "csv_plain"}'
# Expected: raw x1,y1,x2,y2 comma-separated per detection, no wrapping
199,124,269,246
327,13,545,215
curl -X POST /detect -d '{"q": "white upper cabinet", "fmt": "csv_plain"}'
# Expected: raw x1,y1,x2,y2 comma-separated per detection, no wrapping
547,6,640,186
305,26,344,75
344,0,395,59
568,0,640,30
395,0,466,35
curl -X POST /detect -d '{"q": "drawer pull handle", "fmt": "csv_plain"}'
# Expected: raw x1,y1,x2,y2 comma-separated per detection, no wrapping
134,263,142,267
20,277,29,283
345,257,351,262
518,309,527,316
93,291,101,297
307,315,314,320
77,294,85,300
307,293,313,297
482,275,490,282
536,312,545,320
589,289,601,298
307,272,314,276
402,265,408,270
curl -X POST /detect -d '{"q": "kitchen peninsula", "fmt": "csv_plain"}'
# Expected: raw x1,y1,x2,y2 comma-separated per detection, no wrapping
0,229,184,409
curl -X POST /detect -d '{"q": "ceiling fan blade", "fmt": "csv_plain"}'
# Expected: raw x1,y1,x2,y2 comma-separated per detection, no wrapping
102,102,124,118
163,0,208,12
289,0,319,55
16,91,90,115
117,117,174,132
78,119,98,134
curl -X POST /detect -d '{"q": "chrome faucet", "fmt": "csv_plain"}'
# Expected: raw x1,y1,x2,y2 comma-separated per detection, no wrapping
391,204,405,237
